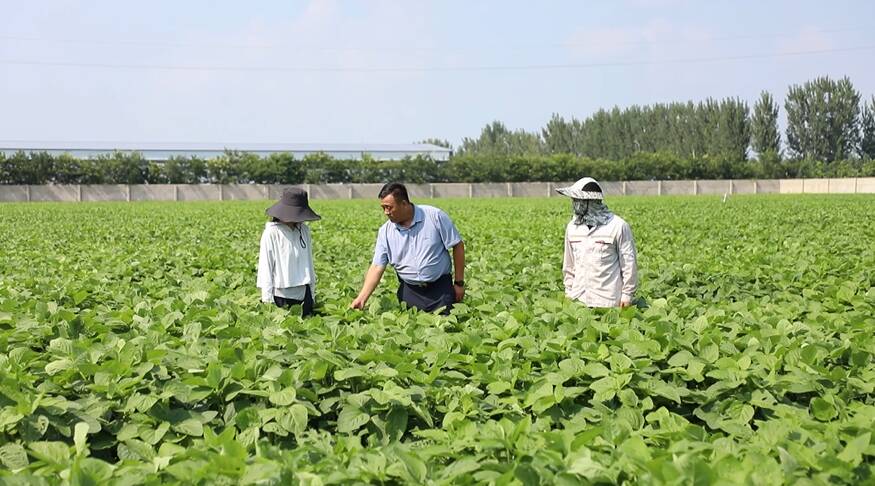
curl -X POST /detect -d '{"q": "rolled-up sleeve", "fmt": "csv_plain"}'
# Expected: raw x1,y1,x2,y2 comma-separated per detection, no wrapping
617,222,638,300
371,227,390,267
436,210,462,249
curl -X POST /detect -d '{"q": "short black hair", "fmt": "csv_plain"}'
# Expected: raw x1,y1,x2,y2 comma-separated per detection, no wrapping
378,182,410,203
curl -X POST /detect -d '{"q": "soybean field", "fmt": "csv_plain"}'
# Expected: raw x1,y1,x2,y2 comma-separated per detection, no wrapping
0,195,874,485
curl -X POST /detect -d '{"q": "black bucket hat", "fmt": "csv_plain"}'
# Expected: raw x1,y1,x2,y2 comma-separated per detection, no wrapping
266,188,321,223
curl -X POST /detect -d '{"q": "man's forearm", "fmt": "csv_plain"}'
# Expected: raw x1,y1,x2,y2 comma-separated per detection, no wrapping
357,265,385,301
452,242,465,281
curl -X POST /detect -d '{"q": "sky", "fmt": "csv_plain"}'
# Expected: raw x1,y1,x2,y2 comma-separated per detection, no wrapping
2,0,874,149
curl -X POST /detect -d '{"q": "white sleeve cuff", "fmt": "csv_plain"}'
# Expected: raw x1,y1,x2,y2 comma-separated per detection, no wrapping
261,288,274,303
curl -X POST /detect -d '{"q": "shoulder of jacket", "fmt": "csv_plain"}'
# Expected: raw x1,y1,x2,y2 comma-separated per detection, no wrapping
610,215,629,226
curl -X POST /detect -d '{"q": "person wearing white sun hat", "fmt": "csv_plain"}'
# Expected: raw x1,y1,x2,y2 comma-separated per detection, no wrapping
557,177,638,308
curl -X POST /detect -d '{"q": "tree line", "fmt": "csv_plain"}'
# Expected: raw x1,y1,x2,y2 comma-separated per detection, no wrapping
4,149,873,185
2,75,875,185
459,76,875,164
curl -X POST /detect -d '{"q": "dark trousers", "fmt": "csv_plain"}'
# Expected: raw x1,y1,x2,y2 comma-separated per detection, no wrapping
274,285,314,317
397,273,455,313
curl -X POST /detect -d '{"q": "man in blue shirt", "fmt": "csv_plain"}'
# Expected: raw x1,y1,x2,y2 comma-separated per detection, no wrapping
351,182,466,313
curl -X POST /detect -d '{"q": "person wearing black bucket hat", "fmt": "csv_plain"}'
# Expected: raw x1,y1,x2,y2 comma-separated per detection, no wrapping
257,188,321,316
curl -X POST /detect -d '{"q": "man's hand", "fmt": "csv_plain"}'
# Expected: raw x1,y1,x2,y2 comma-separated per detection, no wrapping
350,265,385,310
453,284,465,303
350,295,367,310
619,298,632,308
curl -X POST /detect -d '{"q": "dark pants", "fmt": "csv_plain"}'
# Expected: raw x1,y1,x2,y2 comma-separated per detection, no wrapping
274,285,314,317
397,273,455,313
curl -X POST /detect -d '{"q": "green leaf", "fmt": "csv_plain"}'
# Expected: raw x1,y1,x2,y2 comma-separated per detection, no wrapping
667,350,693,367
28,441,71,468
486,381,512,395
567,449,605,479
440,457,481,479
584,363,611,378
589,376,616,402
45,359,75,376
172,418,204,437
268,388,297,406
71,457,114,485
74,422,90,456
558,358,587,376
289,404,309,436
240,460,283,485
0,443,29,470
334,368,366,381
810,397,837,421
395,450,427,483
619,436,652,462
337,406,370,434
385,407,408,442
837,432,871,465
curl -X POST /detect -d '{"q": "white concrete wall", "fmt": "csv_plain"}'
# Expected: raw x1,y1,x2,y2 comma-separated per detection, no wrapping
406,184,432,199
29,185,79,202
0,185,29,202
309,184,349,200
857,178,875,193
82,185,128,202
780,179,803,194
662,181,695,195
803,179,830,194
599,181,624,197
512,182,551,197
178,185,221,201
698,180,732,195
625,181,660,196
223,184,268,200
350,184,384,199
472,183,508,198
731,180,757,194
756,180,780,193
131,185,175,201
828,178,856,193
4,178,874,202
433,183,470,198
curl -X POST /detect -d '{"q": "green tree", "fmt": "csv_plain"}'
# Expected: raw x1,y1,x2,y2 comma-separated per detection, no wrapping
458,121,543,156
785,76,861,162
861,95,875,160
751,91,781,157
542,114,578,155
417,138,452,149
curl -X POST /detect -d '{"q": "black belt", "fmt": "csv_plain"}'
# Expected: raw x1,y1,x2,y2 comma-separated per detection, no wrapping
402,274,450,289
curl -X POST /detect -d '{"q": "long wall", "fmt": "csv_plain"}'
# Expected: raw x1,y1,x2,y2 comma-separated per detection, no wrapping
2,178,875,202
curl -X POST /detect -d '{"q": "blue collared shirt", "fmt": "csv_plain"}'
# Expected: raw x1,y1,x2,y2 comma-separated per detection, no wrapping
372,204,463,283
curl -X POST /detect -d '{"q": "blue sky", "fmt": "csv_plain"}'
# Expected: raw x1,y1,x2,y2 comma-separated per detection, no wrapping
1,0,874,149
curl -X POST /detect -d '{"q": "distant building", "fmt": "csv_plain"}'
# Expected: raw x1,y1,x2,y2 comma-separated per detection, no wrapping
0,141,452,162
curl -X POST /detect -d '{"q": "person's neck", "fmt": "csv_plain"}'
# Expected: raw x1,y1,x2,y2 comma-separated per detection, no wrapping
398,205,415,227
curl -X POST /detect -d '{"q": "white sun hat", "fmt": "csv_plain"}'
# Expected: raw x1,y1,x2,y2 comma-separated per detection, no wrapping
556,177,604,200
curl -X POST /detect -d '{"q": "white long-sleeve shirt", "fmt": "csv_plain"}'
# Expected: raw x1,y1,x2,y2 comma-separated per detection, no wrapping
257,222,316,303
563,215,638,307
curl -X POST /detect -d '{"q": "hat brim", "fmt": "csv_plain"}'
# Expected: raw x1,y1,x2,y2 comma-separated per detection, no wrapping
556,187,603,200
266,203,322,223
